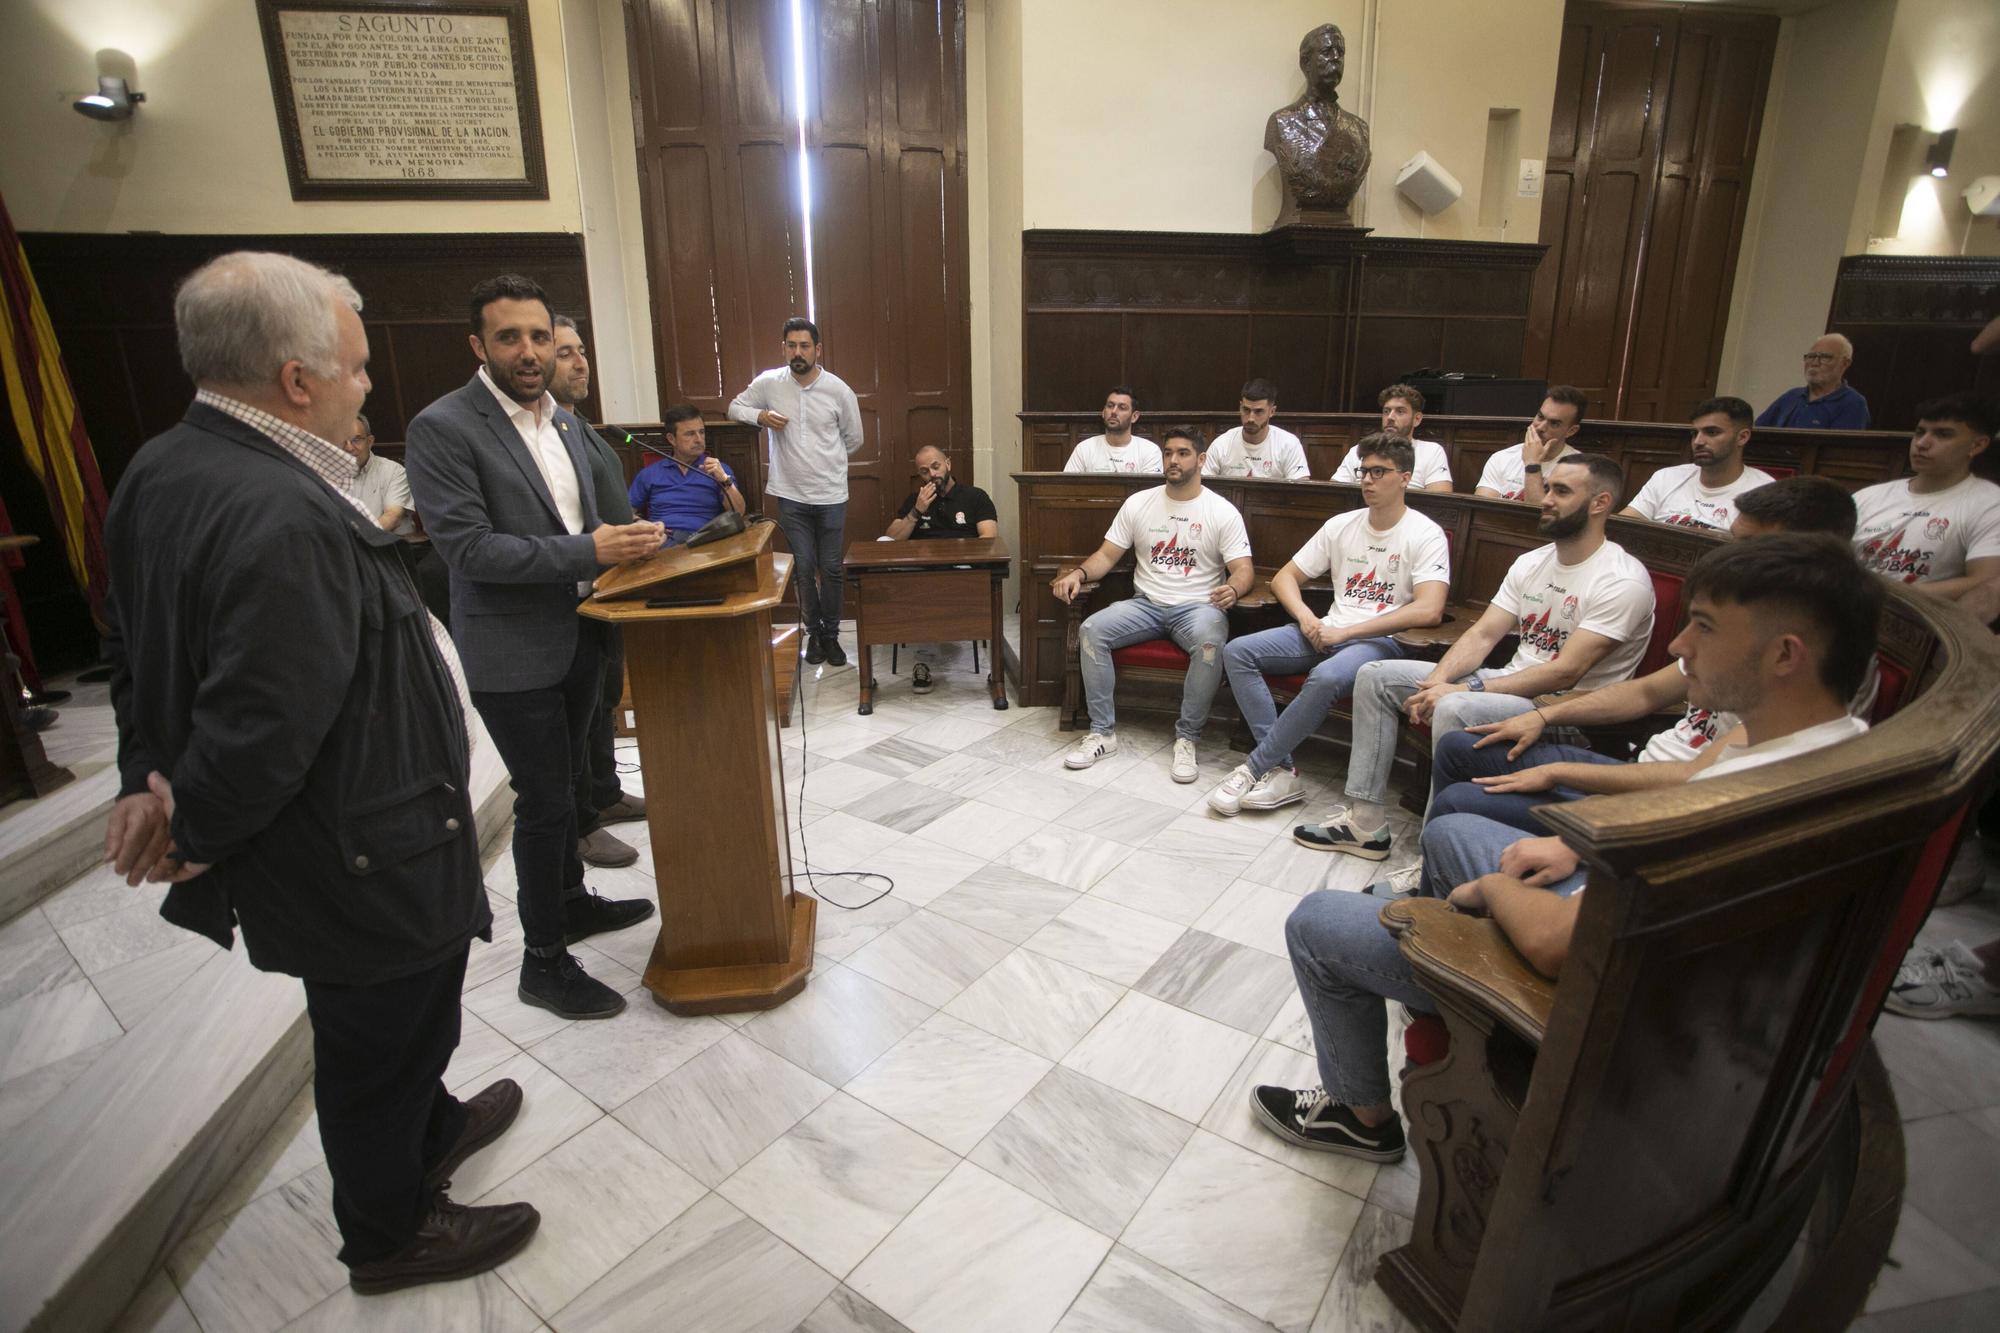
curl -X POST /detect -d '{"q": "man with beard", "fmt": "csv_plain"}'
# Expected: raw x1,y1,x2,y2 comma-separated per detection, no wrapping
1296,455,1655,861
1062,386,1162,474
1053,428,1254,784
1474,387,1589,504
1622,396,1774,531
1331,384,1454,491
727,317,864,666
883,443,999,692
1202,378,1310,480
547,315,648,870
406,275,663,1020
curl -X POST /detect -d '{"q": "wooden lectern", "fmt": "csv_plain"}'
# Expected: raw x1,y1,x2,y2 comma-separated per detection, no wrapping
581,522,813,1015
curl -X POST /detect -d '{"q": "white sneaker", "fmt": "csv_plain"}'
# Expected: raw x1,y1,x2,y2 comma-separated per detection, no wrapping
1065,733,1118,769
1885,941,2000,1019
1207,764,1256,815
1170,738,1199,783
1242,767,1305,811
1367,863,1427,901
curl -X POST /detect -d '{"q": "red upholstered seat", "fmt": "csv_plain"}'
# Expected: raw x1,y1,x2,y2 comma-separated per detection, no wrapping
1266,672,1309,695
1871,657,1910,724
1405,1013,1452,1066
1637,569,1685,676
1758,464,1797,480
1111,640,1192,671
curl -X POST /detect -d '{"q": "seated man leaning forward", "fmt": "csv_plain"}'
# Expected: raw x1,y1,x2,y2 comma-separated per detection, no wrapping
1053,427,1254,783
1296,454,1655,860
1256,532,1882,1160
1428,476,1864,837
1475,385,1589,503
883,443,999,694
1209,434,1449,815
627,403,746,546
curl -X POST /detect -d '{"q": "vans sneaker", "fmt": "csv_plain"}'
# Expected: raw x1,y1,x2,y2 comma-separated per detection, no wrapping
1250,1084,1406,1162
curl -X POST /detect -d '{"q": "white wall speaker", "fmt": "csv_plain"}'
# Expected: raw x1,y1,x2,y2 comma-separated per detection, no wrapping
1395,151,1464,215
1965,176,2000,218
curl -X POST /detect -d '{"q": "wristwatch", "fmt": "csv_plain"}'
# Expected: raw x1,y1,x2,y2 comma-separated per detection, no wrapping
1467,676,1486,692
1523,463,1542,474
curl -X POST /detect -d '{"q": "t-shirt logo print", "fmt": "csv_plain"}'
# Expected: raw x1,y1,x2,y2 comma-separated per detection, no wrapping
1343,563,1397,612
1926,515,1951,541
1519,605,1568,655
1560,594,1579,622
1150,529,1198,577
1860,524,1931,583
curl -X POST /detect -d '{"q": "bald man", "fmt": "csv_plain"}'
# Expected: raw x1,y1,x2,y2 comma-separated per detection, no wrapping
1756,334,1871,430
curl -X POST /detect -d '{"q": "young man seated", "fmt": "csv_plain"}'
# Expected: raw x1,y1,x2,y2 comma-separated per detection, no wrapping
1852,392,2000,602
1331,384,1455,491
883,444,998,693
1474,386,1588,503
1062,385,1161,474
1209,435,1449,815
1620,396,1774,531
1296,455,1656,860
1202,377,1310,479
1052,428,1254,783
1255,533,1882,1160
1427,476,1863,836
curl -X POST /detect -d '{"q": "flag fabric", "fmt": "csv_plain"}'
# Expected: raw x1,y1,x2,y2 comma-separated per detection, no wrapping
0,189,112,622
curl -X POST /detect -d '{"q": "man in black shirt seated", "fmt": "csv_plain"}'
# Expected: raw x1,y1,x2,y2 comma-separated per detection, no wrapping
883,444,998,692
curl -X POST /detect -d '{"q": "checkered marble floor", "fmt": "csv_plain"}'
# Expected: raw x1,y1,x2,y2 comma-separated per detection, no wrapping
55,632,2000,1332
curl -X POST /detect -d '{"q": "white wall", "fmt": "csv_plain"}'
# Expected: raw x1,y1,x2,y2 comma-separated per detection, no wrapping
1859,0,2000,259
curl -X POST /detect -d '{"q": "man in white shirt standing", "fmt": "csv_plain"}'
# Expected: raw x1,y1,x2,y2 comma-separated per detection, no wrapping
1622,396,1774,531
1474,385,1589,503
1063,386,1162,474
1332,384,1454,490
1256,533,1880,1161
1298,454,1655,860
1203,378,1310,479
1210,435,1448,815
1852,393,2000,602
728,317,865,665
1052,428,1255,782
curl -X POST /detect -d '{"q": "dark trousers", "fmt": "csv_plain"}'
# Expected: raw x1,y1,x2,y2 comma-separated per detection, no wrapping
775,497,847,637
473,621,605,950
303,946,470,1265
576,625,626,828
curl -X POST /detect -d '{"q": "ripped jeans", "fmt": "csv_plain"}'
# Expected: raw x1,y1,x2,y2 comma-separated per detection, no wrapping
1078,595,1230,741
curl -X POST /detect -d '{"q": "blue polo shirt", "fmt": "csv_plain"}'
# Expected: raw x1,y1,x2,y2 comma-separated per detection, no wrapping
628,455,738,534
1756,383,1871,431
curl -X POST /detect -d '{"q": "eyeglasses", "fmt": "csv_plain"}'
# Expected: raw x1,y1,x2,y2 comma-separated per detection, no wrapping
1355,466,1404,480
1801,352,1839,363
347,435,372,446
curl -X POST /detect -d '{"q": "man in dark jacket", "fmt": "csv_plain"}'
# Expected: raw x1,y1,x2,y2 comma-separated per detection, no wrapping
405,275,663,1021
550,315,647,870
102,251,538,1292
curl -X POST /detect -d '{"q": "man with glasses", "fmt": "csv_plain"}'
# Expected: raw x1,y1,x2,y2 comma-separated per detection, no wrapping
1757,334,1871,430
343,412,414,536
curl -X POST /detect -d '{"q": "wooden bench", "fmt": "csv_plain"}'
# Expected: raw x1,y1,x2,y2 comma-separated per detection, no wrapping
1369,586,1998,1329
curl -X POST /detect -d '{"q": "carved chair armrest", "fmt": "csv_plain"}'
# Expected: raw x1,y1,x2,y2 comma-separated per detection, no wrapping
1392,604,1477,656
1380,898,1556,1045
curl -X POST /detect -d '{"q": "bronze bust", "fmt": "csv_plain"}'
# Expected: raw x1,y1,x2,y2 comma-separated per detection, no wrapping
1266,23,1371,226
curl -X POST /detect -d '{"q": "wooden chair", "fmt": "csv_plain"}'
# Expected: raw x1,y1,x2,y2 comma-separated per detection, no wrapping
1370,586,2000,1331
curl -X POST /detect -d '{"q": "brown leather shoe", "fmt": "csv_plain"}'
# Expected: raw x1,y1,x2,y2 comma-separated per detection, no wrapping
347,1193,540,1295
578,827,638,868
424,1078,523,1189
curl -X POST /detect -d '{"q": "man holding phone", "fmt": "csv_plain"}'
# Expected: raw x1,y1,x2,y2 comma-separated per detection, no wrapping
883,444,998,693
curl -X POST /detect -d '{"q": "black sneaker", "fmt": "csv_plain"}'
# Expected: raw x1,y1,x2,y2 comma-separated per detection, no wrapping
561,891,656,945
518,951,626,1019
822,636,848,667
805,634,827,665
1293,806,1393,860
1250,1084,1405,1162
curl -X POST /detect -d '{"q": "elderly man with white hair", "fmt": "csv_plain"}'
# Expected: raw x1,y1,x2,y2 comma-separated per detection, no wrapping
1756,332,1872,430
101,251,541,1293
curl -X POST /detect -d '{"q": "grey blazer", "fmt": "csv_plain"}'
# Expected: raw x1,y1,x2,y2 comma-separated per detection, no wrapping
405,373,603,692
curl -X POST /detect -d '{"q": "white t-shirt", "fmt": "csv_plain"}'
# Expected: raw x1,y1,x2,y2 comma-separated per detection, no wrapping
1104,486,1252,607
1639,658,1879,763
1490,541,1655,691
1064,434,1163,474
1333,437,1453,490
1695,715,1869,782
1202,426,1310,479
1477,442,1580,501
1852,474,2000,585
1290,508,1451,630
1627,463,1777,531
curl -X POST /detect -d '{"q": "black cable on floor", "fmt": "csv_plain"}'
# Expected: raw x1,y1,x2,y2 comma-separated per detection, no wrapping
787,643,895,911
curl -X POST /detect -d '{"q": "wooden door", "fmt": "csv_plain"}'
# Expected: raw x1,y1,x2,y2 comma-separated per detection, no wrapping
1523,2,1776,421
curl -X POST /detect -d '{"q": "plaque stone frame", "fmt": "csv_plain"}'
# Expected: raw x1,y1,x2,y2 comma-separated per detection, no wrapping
255,0,549,201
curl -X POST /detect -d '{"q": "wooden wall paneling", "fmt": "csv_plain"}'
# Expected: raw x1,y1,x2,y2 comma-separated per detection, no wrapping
1829,256,2000,433
1123,314,1252,413
1023,312,1126,409
1247,312,1338,411
1524,15,1591,380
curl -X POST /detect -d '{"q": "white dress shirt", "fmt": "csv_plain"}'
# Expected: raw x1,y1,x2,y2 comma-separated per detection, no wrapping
479,365,584,534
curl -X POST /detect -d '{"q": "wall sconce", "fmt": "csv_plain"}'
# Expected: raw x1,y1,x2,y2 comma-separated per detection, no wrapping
1926,128,1956,179
73,76,145,122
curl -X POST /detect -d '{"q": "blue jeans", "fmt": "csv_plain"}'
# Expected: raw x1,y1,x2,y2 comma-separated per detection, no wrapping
1223,626,1404,776
1080,596,1229,741
1426,728,1622,832
775,497,847,637
1344,659,1540,809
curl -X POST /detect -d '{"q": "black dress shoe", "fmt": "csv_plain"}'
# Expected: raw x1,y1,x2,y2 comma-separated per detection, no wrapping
517,951,626,1019
425,1078,523,1189
347,1192,541,1295
561,892,656,945
805,634,826,665
822,636,848,667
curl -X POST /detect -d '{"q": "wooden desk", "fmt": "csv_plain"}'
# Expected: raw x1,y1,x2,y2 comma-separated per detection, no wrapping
843,537,1010,715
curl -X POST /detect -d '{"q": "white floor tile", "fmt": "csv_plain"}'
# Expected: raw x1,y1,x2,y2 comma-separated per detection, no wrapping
1061,992,1253,1123
1021,896,1188,988
925,864,1079,944
529,1000,729,1110
911,799,1045,860
1195,879,1304,957
843,910,1013,1008
452,1052,604,1203
943,948,1124,1061
284,1272,539,1332
1055,1245,1271,1332
741,963,935,1086
615,1031,834,1187
1089,849,1238,926
845,1012,1052,1154
995,825,1133,892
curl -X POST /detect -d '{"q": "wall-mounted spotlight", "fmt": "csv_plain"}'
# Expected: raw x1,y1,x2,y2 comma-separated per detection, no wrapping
1926,128,1957,179
73,76,145,122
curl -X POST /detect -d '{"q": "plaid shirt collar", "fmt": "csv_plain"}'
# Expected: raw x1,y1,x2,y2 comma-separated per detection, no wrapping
195,390,367,515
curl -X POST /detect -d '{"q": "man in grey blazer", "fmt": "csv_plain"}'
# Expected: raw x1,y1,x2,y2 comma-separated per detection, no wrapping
407,274,665,1020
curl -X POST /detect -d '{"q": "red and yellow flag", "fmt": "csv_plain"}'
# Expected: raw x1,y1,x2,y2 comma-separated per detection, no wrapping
0,189,111,620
